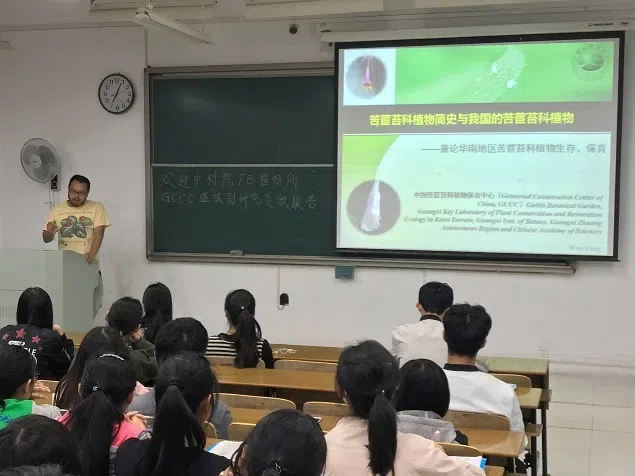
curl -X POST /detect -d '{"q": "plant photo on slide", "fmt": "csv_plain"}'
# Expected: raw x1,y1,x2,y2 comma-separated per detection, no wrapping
346,55,387,99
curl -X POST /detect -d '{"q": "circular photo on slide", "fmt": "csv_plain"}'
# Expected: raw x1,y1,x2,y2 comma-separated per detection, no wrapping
347,180,400,235
571,43,610,81
346,56,387,99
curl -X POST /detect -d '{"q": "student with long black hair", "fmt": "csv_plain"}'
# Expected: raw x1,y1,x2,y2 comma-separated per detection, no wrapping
0,415,82,475
394,358,467,444
54,327,148,410
325,340,484,476
127,318,233,438
0,287,74,380
141,283,172,345
223,409,326,476
0,346,61,429
115,352,231,476
59,354,149,476
206,289,274,368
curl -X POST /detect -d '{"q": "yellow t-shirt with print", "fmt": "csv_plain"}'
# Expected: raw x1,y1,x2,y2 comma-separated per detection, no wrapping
43,200,111,256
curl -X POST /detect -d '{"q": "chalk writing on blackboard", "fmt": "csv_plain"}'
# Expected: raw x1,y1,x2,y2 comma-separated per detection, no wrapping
159,171,317,210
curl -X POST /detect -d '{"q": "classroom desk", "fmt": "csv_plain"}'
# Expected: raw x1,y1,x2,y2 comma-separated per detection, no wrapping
514,387,542,410
484,467,504,476
229,407,339,432
485,356,550,476
272,345,551,475
217,367,335,392
66,331,84,348
227,407,523,459
205,438,503,475
218,366,540,411
458,428,525,459
271,344,341,363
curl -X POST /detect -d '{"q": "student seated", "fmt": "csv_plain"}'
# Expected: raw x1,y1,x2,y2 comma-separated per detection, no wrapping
107,297,158,384
59,354,149,476
206,289,274,369
55,327,148,410
391,282,453,367
394,358,467,444
127,318,232,438
0,287,74,380
0,345,62,429
0,415,82,475
443,304,526,441
115,352,231,476
141,283,172,345
223,409,326,476
325,340,484,476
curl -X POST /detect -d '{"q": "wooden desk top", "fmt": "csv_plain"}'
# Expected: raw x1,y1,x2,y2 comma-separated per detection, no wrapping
66,332,84,346
485,467,504,476
227,407,521,458
271,344,341,363
217,367,335,392
515,387,542,410
229,407,339,432
458,428,525,458
218,367,541,409
484,356,549,376
272,344,549,377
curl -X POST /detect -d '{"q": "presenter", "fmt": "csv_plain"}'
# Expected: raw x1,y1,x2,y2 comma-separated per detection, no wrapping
42,175,110,316
42,175,111,263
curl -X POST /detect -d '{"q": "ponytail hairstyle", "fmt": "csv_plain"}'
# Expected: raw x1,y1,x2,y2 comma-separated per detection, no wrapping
230,409,326,476
335,341,400,476
55,327,128,410
144,352,217,476
142,283,173,344
0,345,37,409
224,289,262,368
67,354,136,476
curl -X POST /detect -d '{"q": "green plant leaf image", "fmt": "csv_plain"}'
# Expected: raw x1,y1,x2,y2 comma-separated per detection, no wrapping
79,216,93,227
73,223,87,239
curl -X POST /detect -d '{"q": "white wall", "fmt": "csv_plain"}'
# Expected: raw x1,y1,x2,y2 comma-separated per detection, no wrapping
1,21,634,367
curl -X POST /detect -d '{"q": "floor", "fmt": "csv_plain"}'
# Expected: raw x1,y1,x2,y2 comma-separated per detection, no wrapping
547,372,635,476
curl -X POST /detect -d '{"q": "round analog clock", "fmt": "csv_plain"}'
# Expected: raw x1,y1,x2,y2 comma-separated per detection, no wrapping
98,73,135,114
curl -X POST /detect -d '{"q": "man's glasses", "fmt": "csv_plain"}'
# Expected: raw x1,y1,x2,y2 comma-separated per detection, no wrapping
69,190,87,197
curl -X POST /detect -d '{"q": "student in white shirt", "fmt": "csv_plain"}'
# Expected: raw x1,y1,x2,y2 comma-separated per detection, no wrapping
442,304,526,447
391,282,453,367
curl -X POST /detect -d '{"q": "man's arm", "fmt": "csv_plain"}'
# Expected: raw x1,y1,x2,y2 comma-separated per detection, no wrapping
85,225,106,264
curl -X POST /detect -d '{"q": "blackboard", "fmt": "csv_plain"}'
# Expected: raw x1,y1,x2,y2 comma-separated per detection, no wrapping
146,64,338,260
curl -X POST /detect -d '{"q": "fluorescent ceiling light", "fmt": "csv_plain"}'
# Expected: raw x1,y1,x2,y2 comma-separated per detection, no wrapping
0,40,13,50
133,7,213,45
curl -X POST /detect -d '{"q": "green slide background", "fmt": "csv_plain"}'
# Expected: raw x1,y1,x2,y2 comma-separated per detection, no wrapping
340,135,397,201
395,41,616,104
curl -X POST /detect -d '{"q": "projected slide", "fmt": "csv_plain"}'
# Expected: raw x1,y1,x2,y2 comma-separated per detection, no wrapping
336,35,622,258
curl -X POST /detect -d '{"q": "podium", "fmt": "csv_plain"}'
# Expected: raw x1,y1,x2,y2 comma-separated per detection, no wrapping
0,250,101,334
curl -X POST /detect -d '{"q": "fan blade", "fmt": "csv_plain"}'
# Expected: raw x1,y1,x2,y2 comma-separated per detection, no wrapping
32,165,49,181
21,145,38,165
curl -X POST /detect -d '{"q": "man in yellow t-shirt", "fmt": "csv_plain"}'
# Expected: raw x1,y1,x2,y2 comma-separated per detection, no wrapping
42,175,111,264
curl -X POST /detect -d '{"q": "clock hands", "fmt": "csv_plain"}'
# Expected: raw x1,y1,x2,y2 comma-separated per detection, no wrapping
112,83,123,103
